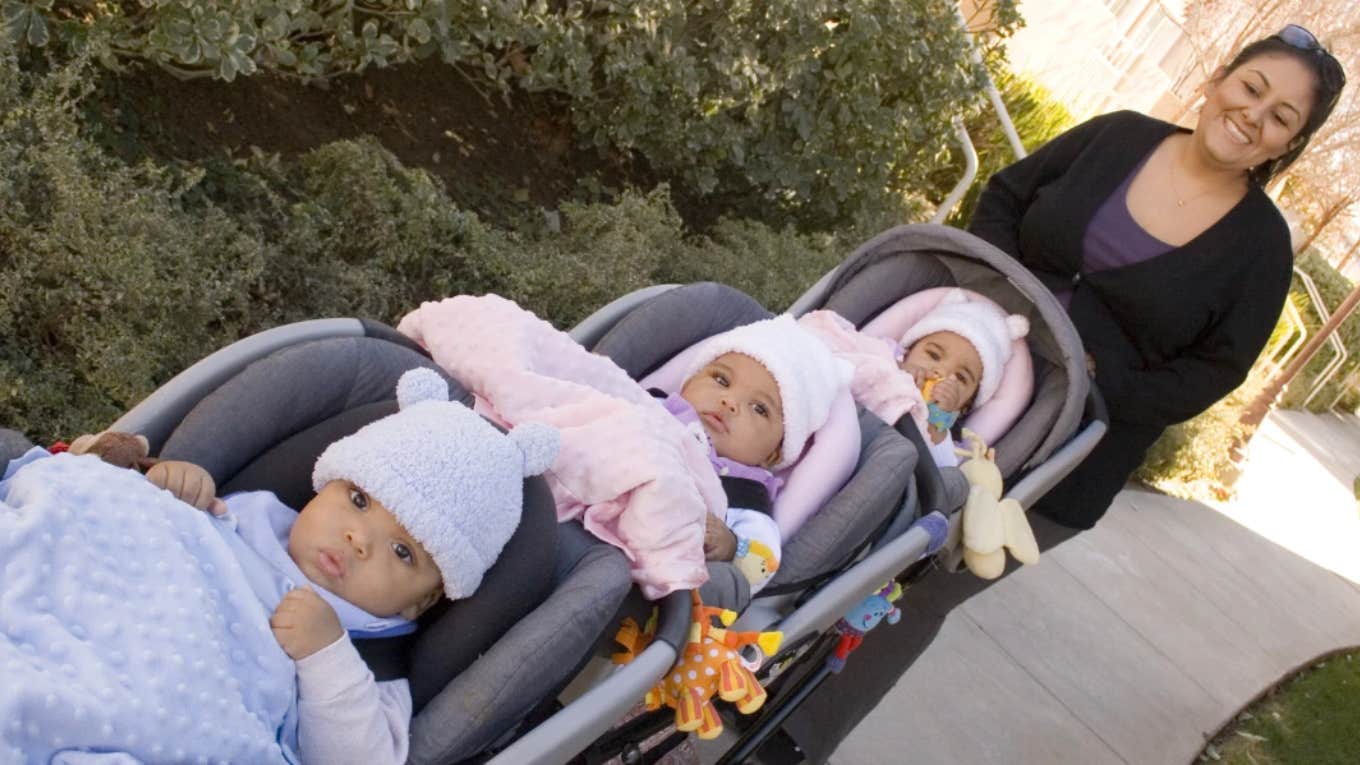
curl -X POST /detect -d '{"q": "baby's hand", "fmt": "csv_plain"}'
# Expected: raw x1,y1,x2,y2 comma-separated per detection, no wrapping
270,587,344,660
145,460,227,516
703,513,738,561
927,377,967,413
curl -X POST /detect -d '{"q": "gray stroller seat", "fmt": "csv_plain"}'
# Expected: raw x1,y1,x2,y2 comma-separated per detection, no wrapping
110,321,634,764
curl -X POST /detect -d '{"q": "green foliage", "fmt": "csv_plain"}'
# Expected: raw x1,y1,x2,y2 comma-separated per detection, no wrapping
518,0,999,226
1,56,888,442
941,68,1076,226
10,0,1018,229
0,53,265,440
657,218,849,313
493,187,692,329
1279,251,1360,412
1206,652,1360,765
1134,370,1266,500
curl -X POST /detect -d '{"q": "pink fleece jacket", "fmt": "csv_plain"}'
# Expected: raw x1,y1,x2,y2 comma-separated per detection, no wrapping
397,295,722,599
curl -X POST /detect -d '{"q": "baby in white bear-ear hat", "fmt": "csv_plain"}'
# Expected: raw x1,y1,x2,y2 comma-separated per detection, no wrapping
142,367,559,765
895,289,1031,445
800,288,1029,467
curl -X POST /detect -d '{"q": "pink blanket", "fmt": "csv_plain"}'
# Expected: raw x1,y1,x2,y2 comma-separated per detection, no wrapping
397,295,721,599
798,311,929,429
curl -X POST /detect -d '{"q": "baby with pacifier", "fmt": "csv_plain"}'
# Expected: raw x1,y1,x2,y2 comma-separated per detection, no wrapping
800,289,1029,466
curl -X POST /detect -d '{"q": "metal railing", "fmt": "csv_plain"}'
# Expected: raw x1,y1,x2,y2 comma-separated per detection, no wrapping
1260,297,1309,378
1293,266,1349,408
931,7,1027,225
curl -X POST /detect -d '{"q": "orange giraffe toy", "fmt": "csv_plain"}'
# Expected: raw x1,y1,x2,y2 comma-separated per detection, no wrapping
613,591,783,739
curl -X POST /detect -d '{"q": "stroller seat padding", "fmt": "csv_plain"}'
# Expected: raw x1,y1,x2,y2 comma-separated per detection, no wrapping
409,522,633,764
161,336,458,482
769,412,914,589
0,428,36,470
593,282,772,380
156,335,558,709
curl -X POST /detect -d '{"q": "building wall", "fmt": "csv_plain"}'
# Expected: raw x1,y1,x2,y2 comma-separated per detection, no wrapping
1000,0,1193,124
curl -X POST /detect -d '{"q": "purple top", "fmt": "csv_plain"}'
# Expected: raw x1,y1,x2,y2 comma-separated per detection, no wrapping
1055,156,1173,308
660,392,784,500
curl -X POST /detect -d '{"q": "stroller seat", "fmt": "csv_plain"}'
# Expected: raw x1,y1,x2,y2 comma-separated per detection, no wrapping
111,323,635,764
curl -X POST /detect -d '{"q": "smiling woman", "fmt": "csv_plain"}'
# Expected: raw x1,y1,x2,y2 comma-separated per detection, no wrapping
786,26,1349,765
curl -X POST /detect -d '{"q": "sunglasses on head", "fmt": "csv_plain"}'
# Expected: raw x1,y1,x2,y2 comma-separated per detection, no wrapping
1275,24,1347,91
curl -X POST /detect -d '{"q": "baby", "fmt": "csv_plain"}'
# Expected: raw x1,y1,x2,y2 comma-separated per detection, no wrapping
139,368,557,764
660,315,850,594
800,290,1029,466
896,293,1030,445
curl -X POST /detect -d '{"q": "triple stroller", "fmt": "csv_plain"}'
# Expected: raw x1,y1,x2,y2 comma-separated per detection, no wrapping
27,223,1106,764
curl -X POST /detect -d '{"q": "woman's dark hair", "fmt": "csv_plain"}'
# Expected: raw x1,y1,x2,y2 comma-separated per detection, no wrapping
1218,35,1347,185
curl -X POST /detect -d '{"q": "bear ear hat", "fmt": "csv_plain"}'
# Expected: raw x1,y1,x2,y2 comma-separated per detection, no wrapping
395,368,558,477
1006,314,1030,341
396,367,450,408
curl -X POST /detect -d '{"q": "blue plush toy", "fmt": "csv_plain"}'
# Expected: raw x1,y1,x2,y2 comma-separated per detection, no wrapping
826,581,904,673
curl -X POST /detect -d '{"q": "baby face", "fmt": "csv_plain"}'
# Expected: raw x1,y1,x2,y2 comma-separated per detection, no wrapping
900,331,982,413
289,480,443,620
680,352,785,468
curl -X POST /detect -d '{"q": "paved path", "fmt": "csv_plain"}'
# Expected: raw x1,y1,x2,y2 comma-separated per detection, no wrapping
833,411,1360,764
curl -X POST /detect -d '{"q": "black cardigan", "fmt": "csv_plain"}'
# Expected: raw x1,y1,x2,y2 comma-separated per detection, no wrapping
969,110,1293,429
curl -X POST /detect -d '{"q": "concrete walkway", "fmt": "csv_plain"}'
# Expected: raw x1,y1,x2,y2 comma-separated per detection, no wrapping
833,410,1360,764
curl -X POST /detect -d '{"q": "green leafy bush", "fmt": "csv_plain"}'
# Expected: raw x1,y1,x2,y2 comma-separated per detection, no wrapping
942,68,1075,226
0,55,884,443
0,57,509,440
0,54,266,440
10,0,1017,229
1134,370,1269,500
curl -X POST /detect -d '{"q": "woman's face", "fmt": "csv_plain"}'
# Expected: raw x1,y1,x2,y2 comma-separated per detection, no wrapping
1197,52,1317,173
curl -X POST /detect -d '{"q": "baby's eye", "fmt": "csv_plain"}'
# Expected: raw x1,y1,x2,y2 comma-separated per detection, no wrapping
713,373,729,387
349,488,368,510
955,371,969,384
392,542,413,564
753,402,769,418
927,350,941,361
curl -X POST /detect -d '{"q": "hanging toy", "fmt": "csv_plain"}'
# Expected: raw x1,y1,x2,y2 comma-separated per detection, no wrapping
957,429,1039,579
613,591,783,740
826,581,904,673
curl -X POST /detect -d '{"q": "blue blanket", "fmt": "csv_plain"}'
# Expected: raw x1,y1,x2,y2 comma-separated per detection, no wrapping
0,452,299,764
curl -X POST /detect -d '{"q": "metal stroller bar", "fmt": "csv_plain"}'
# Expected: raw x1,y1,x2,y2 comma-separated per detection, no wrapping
486,590,692,765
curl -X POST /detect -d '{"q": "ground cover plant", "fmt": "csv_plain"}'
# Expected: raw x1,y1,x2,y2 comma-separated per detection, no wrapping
0,53,865,442
1200,651,1360,765
9,0,1019,231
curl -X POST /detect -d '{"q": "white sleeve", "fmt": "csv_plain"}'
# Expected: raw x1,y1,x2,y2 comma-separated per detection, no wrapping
725,507,782,595
295,634,412,765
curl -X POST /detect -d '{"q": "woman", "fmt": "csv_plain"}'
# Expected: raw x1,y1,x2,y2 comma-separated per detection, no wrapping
781,26,1346,763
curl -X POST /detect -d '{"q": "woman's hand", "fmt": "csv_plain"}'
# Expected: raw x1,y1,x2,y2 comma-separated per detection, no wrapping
270,587,344,660
145,460,227,515
703,513,738,561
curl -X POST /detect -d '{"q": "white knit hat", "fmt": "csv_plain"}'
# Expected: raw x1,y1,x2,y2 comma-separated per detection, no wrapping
683,315,852,470
898,289,1030,410
312,368,559,600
